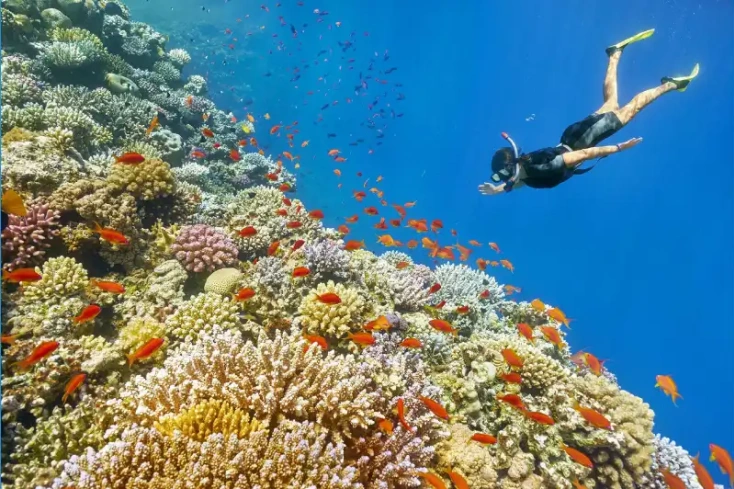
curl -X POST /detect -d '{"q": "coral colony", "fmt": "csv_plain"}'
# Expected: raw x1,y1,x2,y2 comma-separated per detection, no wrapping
0,1,724,489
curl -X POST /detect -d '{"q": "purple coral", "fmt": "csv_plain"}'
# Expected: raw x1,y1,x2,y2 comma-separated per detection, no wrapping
171,224,238,273
1,202,60,271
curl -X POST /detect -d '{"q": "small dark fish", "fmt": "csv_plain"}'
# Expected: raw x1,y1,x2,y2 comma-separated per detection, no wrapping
320,104,329,110
395,83,404,87
327,133,337,138
317,50,326,56
383,50,390,61
357,139,364,143
397,93,406,100
376,134,385,139
397,113,404,117
319,10,329,15
349,142,358,146
264,72,272,77
384,67,398,74
291,74,301,82
290,24,297,36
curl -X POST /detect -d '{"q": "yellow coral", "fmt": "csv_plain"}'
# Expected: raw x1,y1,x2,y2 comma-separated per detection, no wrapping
297,280,369,339
106,157,175,201
117,317,167,363
2,126,35,145
155,399,261,442
164,292,241,342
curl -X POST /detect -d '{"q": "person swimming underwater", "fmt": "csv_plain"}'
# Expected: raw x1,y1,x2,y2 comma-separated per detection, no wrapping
479,29,699,195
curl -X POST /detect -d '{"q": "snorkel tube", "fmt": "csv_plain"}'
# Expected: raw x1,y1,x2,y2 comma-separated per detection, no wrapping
500,132,522,190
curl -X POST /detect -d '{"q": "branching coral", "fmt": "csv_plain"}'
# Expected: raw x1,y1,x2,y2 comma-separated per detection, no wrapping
1,201,61,271
164,292,241,342
171,224,238,273
297,280,370,339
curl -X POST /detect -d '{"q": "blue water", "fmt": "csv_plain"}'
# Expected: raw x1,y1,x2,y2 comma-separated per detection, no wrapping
130,0,734,481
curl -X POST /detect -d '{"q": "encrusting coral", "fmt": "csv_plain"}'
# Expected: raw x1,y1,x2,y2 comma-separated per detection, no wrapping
0,1,705,488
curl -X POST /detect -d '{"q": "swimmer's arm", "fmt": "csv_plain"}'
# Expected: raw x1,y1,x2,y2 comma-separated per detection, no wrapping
562,137,643,168
478,180,524,195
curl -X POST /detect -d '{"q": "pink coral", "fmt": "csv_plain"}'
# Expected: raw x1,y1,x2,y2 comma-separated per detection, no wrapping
1,202,60,272
171,224,238,273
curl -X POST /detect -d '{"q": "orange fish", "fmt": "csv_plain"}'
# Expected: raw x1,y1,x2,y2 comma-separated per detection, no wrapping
186,95,194,107
455,243,472,261
691,454,715,489
419,472,446,489
501,348,524,369
286,221,302,229
548,308,572,328
499,372,522,384
378,418,394,435
539,326,564,349
573,401,612,430
266,173,279,181
270,124,281,135
400,337,422,349
247,114,255,123
395,261,410,270
2,188,27,218
333,169,342,177
267,241,280,256
229,149,241,161
302,333,328,352
406,239,418,249
496,393,526,410
429,283,441,294
2,268,42,283
201,128,214,138
435,247,455,261
470,432,498,445
660,469,687,489
422,237,438,250
317,292,342,305
389,218,402,227
418,396,449,421
489,260,499,267
503,285,522,295
392,204,407,219
364,316,391,332
516,323,535,343
301,140,310,147
582,352,605,376
655,375,682,405
90,279,125,294
292,266,311,277
344,240,365,251
282,197,292,206
455,305,470,314
291,239,305,252
468,240,481,247
279,183,292,192
127,337,165,366
250,137,258,146
275,209,288,217
374,218,388,230
530,299,545,312
447,471,469,489
500,259,514,272
282,151,293,160
62,373,87,403
337,224,350,234
431,300,446,310
428,319,457,335
233,287,256,301
114,152,145,164
348,331,375,346
364,206,379,215
525,410,555,425
396,398,411,432
14,340,59,370
334,156,347,162
73,304,101,324
145,114,159,137
239,226,257,237
93,222,128,245
328,149,340,156
710,444,734,488
1,334,17,345
430,219,443,233
353,191,367,202
476,258,488,271
406,219,429,233
238,139,248,146
562,443,594,468
377,234,398,247
345,215,359,224
489,242,501,253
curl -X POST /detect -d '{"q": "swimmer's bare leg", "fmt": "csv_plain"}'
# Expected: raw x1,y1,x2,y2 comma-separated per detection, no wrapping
614,81,676,125
597,50,621,114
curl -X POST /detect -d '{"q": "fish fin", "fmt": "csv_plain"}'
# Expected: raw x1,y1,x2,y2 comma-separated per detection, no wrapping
2,269,9,281
2,189,27,217
61,391,69,403
126,353,135,367
93,221,102,233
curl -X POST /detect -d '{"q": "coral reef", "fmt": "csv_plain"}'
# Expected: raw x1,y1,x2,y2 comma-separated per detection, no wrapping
0,2,705,489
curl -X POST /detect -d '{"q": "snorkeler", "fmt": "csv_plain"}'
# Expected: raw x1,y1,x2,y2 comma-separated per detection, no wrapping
479,29,699,194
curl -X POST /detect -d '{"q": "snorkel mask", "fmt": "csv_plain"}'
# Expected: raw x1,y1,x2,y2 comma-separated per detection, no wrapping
490,132,522,188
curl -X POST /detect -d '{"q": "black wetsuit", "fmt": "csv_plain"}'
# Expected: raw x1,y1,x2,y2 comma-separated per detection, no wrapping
520,112,623,188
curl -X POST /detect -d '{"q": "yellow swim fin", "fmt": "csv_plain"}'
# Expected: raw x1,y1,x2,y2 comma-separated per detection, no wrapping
606,28,655,56
662,63,700,92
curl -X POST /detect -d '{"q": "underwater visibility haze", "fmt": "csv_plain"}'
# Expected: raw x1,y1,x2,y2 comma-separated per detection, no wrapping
0,0,732,488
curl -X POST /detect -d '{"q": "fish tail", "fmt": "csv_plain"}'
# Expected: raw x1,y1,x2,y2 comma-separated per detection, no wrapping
62,391,69,403
92,221,102,233
2,269,9,281
126,353,136,367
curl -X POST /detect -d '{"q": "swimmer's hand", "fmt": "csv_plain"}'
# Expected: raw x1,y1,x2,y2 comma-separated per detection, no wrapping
478,182,504,195
617,137,643,151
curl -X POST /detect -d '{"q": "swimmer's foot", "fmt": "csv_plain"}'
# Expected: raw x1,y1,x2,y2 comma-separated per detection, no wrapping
662,63,700,92
605,28,655,56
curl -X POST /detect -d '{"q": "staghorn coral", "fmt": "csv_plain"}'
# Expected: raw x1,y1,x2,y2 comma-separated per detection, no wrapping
1,201,61,272
297,280,370,339
171,224,238,273
106,157,175,200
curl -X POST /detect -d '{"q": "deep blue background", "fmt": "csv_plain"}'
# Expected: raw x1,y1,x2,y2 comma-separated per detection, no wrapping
129,0,734,481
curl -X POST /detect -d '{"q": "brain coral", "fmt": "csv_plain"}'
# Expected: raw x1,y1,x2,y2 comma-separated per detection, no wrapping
171,224,238,273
